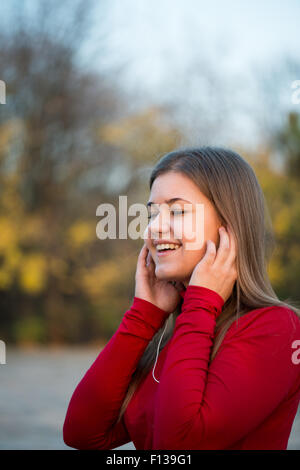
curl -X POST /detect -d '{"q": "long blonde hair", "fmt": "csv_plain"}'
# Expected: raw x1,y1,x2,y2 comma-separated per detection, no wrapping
116,146,300,424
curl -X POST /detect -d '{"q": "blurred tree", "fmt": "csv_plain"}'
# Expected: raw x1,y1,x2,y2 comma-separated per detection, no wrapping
253,56,300,149
276,112,300,181
251,147,300,301
1,1,298,345
0,0,183,344
0,0,127,344
0,0,121,213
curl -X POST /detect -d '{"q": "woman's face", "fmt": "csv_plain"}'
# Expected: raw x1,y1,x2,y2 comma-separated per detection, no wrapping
144,171,223,287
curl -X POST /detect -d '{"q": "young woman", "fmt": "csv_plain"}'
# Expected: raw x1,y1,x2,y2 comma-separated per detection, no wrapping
63,146,300,450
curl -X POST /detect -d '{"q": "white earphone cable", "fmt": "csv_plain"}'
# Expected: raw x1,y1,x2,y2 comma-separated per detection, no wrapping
152,315,170,383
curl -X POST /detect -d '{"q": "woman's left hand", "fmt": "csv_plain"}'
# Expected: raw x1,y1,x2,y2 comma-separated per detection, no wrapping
189,225,237,303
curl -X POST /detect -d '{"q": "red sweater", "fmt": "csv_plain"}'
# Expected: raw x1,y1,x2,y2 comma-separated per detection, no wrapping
63,285,300,450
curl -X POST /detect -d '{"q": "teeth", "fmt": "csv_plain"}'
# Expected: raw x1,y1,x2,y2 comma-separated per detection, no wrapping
156,243,181,251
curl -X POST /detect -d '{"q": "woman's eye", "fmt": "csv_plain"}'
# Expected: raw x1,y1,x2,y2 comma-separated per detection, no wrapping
171,210,185,216
147,210,185,220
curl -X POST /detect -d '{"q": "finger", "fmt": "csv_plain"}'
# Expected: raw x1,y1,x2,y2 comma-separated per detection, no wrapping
225,225,237,267
147,250,155,266
202,239,216,263
146,250,156,277
137,243,149,269
214,226,230,265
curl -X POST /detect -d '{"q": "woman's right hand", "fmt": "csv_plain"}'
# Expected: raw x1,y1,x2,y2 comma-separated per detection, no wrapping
134,243,184,313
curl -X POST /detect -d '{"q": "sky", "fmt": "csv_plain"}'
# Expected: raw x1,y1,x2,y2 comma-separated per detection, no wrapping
1,0,299,153
100,0,300,93
85,0,300,153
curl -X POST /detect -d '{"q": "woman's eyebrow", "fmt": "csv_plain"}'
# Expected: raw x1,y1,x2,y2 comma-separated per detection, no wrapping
147,198,192,207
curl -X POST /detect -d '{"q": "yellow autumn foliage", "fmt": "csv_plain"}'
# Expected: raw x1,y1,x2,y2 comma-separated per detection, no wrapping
99,106,181,163
268,256,286,286
0,119,23,155
18,253,48,294
273,207,292,237
0,269,12,289
0,217,18,251
48,257,68,278
78,260,121,298
288,245,300,265
0,178,24,215
20,215,46,244
0,216,23,289
67,220,95,249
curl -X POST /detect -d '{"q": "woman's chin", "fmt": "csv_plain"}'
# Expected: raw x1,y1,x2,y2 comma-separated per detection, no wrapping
154,266,184,282
155,262,193,284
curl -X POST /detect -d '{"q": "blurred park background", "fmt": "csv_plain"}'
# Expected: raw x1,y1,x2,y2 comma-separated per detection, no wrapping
0,0,300,449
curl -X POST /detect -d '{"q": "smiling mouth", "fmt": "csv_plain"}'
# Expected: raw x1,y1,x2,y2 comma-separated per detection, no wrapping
156,245,182,257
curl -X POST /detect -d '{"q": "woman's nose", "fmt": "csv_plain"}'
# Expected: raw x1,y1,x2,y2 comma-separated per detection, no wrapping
149,209,172,236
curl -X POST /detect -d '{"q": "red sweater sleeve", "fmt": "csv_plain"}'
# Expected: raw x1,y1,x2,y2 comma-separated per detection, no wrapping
153,285,300,450
63,296,170,450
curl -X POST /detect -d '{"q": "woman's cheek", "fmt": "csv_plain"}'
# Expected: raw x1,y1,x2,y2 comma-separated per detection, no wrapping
173,214,190,244
174,213,204,251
